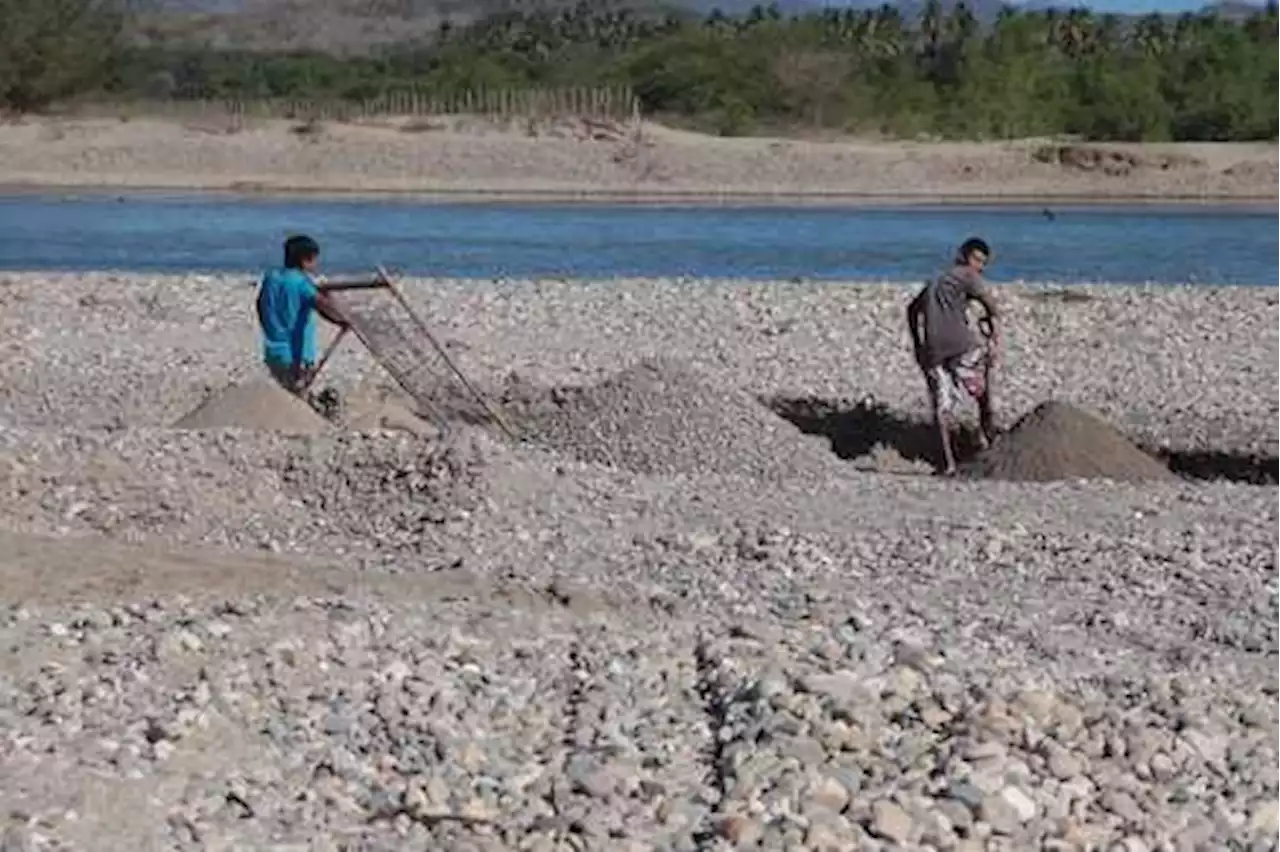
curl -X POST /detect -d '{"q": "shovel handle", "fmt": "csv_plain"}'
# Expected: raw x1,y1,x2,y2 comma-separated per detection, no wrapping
302,326,349,391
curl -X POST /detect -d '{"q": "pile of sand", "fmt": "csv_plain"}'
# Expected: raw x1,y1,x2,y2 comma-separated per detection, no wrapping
172,379,331,434
963,401,1174,483
510,358,832,481
341,385,440,439
346,397,437,438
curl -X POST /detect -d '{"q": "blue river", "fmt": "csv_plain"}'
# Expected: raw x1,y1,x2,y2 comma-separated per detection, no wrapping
0,193,1274,285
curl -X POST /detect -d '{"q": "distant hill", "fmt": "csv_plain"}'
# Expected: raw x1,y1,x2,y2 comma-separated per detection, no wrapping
675,0,826,10
1207,0,1272,19
135,0,829,52
135,0,1271,53
136,0,489,53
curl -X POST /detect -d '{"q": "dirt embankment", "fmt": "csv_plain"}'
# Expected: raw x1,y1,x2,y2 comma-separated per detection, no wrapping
0,116,1273,201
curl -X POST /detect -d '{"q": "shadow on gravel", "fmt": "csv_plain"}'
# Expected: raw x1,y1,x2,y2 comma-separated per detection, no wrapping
764,395,985,471
1150,447,1279,486
768,394,1279,485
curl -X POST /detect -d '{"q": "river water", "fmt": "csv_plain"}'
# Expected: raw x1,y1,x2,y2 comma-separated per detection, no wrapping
0,193,1274,285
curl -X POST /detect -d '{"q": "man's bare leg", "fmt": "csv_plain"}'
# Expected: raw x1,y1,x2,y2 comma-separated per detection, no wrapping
978,366,997,448
978,357,997,447
978,396,996,448
936,413,957,476
927,370,958,475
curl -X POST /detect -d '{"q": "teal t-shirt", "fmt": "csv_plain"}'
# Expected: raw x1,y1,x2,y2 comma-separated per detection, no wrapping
257,267,318,368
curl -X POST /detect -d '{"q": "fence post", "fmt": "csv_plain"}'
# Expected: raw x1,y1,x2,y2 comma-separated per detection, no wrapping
63,86,662,126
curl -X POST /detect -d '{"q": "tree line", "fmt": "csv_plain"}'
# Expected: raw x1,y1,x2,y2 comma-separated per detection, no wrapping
2,0,1276,141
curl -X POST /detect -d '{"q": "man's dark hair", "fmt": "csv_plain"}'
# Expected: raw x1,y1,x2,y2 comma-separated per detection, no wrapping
957,237,991,262
283,234,320,269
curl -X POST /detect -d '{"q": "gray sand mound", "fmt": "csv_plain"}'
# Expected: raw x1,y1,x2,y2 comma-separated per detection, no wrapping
334,383,440,439
964,400,1174,483
510,357,831,480
172,379,331,434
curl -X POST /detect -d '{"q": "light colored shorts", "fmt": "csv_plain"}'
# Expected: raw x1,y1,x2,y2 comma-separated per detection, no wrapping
926,347,989,417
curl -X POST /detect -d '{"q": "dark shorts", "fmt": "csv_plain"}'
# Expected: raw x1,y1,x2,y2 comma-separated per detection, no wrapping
925,346,989,417
265,361,314,395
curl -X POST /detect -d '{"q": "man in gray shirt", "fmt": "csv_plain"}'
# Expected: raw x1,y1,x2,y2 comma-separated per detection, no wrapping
907,237,1002,475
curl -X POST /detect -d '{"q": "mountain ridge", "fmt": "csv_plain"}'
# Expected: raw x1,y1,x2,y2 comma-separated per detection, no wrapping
136,0,1273,53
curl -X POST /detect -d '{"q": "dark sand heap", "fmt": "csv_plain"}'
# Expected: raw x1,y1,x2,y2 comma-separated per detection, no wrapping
964,400,1174,483
172,379,331,434
509,357,832,480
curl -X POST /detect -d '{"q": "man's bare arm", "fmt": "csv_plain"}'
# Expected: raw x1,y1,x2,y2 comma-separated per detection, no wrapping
314,290,348,327
968,280,1002,353
910,289,928,335
970,281,999,320
255,286,267,330
906,292,927,365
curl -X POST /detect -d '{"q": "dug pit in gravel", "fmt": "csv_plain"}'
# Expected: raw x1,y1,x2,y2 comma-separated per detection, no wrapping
172,379,331,434
963,400,1175,483
506,357,833,481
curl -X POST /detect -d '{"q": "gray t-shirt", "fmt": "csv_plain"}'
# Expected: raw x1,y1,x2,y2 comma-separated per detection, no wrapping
911,265,988,368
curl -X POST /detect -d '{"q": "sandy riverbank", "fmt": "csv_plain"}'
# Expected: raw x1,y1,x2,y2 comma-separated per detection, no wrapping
0,115,1276,202
0,272,1275,850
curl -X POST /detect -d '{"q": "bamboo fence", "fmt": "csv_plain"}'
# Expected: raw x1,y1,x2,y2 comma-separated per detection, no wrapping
74,84,641,126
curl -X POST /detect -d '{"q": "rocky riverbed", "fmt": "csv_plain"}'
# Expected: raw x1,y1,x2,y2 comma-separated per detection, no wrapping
0,273,1275,851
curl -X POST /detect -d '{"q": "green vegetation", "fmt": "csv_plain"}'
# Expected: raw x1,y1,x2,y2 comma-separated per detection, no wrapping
4,0,1278,141
0,0,127,112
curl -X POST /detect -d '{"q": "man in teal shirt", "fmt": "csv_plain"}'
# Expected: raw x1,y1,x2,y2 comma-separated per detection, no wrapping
256,235,348,393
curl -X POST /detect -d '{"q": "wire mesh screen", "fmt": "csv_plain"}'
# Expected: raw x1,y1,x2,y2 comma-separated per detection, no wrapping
329,283,510,436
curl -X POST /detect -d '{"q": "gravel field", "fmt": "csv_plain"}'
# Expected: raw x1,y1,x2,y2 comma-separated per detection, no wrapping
0,272,1276,851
